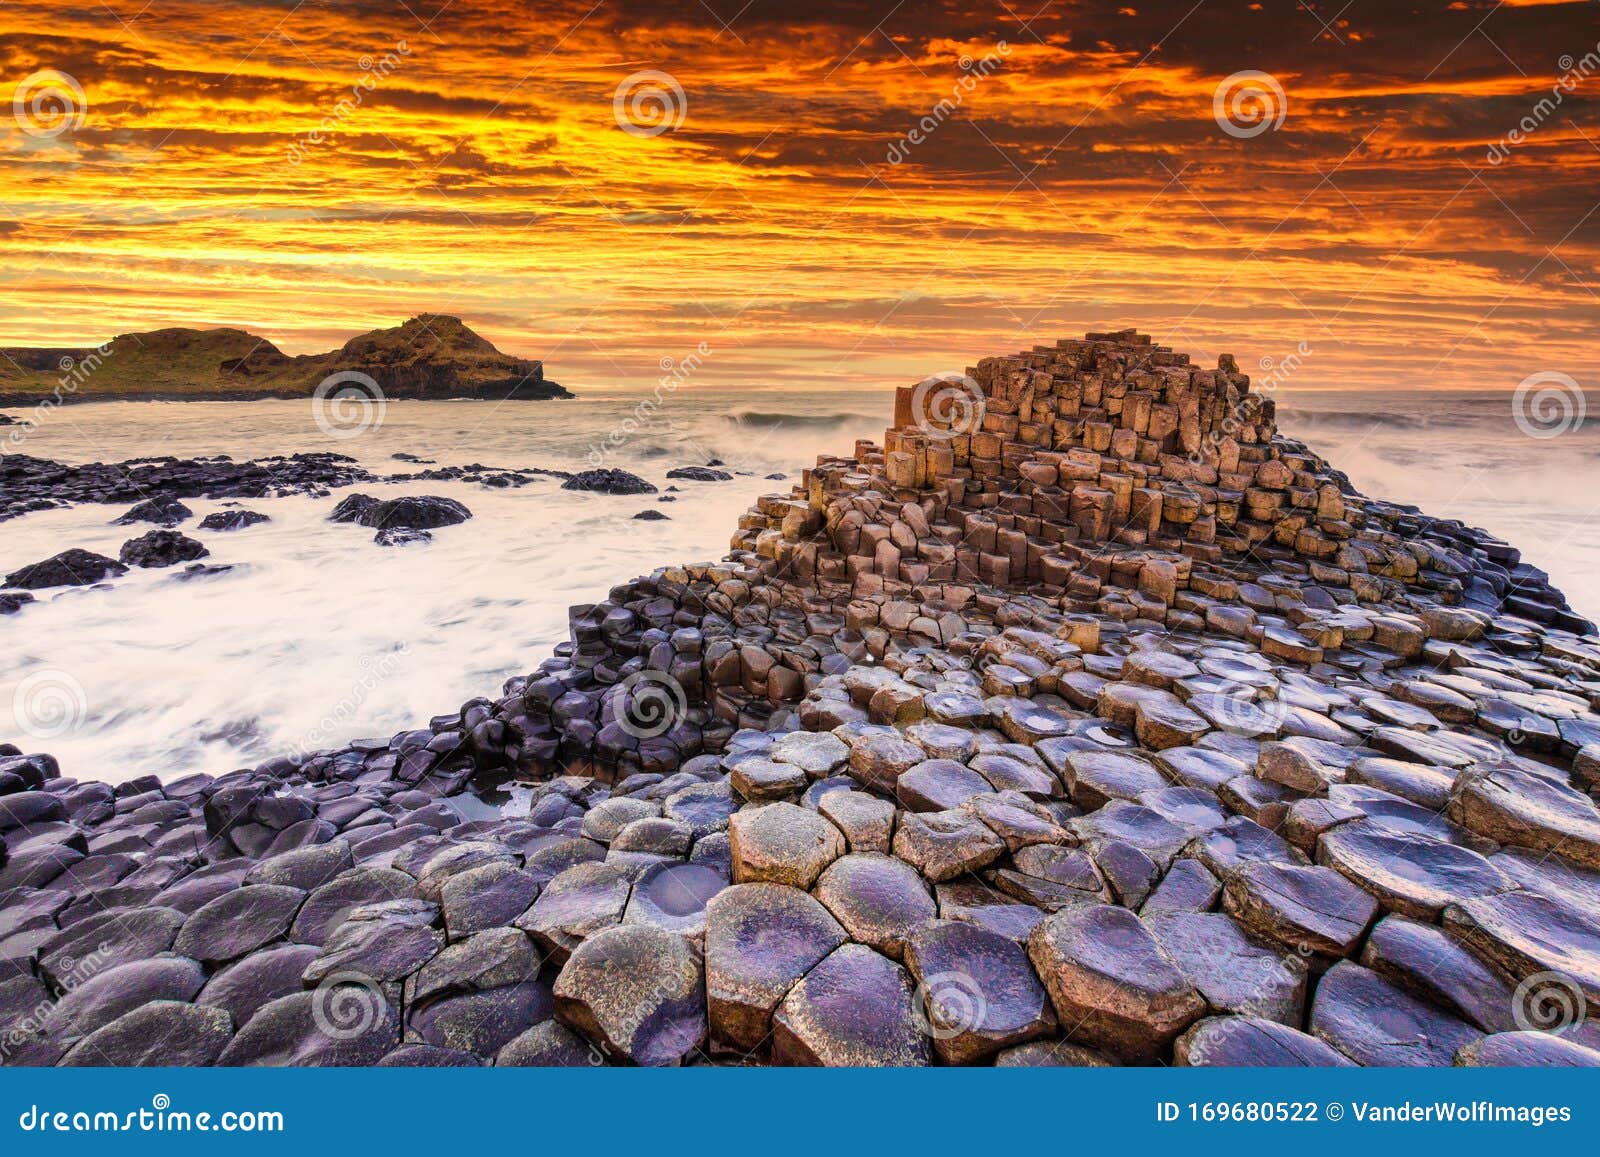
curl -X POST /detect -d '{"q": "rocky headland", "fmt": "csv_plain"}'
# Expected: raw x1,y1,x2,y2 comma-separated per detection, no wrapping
4,330,1600,1068
0,315,569,405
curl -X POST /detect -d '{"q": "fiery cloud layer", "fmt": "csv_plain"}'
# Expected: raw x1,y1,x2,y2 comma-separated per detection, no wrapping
1,0,1596,392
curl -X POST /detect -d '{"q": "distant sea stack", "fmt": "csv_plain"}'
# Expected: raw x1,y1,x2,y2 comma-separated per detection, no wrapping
5,330,1600,1069
0,314,570,405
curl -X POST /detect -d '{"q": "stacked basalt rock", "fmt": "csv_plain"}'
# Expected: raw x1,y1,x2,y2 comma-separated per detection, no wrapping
5,331,1600,1068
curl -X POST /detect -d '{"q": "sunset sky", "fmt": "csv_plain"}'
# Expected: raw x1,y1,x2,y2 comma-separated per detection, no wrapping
2,0,1597,392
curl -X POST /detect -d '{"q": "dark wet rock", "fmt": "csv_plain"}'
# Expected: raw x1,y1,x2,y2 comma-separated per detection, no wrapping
173,884,305,964
113,496,192,527
516,861,630,962
291,866,417,945
198,943,323,1028
4,548,127,589
1027,904,1205,1063
561,470,657,496
1456,1031,1600,1067
199,508,270,531
118,529,210,568
666,466,733,482
496,1018,596,1066
553,924,705,1065
59,1000,232,1067
772,942,930,1066
705,883,849,1054
218,989,400,1066
1176,1015,1356,1067
903,919,1056,1064
1310,960,1483,1066
440,861,541,940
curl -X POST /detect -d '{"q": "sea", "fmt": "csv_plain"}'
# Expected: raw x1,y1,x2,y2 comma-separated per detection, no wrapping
1,386,1595,783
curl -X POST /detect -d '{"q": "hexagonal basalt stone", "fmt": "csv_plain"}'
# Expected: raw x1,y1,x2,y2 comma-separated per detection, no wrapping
903,920,1056,1064
705,883,849,1055
1144,911,1306,1024
1456,1031,1600,1067
817,790,896,854
891,809,1005,883
771,943,930,1066
1027,904,1205,1064
812,853,936,960
1309,960,1482,1066
1443,889,1600,1008
1175,1015,1356,1067
896,759,995,812
199,943,323,1028
624,860,727,938
1222,862,1378,964
553,924,706,1066
515,861,630,963
219,989,400,1066
59,1001,233,1067
729,802,844,889
291,867,417,945
173,884,306,964
1315,824,1514,922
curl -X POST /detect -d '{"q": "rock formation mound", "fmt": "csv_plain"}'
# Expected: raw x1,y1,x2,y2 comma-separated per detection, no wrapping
5,330,1600,1068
